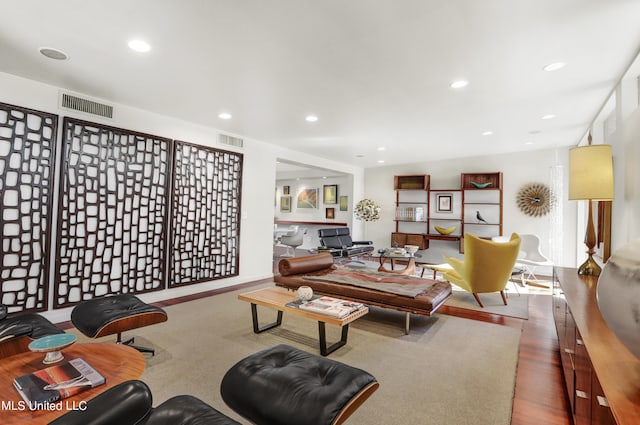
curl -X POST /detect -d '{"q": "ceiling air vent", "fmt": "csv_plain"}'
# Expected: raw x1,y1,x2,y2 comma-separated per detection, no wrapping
218,133,244,148
60,92,114,119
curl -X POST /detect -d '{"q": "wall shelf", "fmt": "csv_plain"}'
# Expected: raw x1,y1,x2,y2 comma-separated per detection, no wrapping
391,173,503,253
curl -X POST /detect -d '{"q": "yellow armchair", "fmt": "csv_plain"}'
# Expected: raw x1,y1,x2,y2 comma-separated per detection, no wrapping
444,233,521,307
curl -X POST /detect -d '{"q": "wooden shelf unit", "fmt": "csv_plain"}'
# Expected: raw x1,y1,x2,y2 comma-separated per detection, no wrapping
392,175,430,249
553,267,640,425
461,172,503,242
392,173,503,253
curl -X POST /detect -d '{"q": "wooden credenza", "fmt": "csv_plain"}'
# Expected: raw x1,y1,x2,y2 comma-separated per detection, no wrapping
553,267,640,425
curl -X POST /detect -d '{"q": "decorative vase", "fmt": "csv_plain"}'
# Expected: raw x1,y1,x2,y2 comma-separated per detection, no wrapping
470,181,492,189
297,286,314,302
596,238,640,359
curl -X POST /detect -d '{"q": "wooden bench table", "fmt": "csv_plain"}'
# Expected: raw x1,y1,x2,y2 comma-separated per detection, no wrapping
238,287,368,356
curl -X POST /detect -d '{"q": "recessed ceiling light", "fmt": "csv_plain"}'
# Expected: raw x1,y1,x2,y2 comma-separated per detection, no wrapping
377,147,386,151
128,39,151,52
481,131,493,136
305,115,318,122
541,114,556,120
39,47,69,61
543,62,566,72
525,141,535,145
377,160,385,164
450,80,469,89
218,112,232,120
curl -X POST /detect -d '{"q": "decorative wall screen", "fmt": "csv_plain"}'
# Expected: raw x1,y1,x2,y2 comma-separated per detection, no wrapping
54,118,172,308
0,103,58,312
170,141,243,286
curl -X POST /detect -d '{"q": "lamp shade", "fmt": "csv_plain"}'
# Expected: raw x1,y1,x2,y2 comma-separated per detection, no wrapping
568,144,614,200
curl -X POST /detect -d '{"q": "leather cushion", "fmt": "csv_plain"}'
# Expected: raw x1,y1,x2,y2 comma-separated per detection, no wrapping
145,395,241,425
1,313,64,339
49,380,153,425
220,344,377,425
71,294,167,338
278,253,335,276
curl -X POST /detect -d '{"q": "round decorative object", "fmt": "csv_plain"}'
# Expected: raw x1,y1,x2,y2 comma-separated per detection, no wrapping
404,245,419,255
29,333,77,364
354,199,381,222
596,238,640,360
297,286,314,302
516,183,553,217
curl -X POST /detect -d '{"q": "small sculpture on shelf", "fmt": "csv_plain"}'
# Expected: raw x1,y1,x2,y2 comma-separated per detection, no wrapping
470,181,492,189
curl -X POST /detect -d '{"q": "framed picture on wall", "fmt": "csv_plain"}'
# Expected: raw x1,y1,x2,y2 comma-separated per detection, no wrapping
339,196,348,211
326,207,335,219
323,184,338,204
283,185,290,195
436,194,453,213
297,188,318,208
280,196,291,212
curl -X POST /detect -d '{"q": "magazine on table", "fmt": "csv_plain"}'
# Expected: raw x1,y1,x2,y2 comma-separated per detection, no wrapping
13,358,105,410
297,296,366,318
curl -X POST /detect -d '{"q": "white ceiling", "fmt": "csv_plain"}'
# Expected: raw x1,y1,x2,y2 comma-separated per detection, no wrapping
2,0,640,168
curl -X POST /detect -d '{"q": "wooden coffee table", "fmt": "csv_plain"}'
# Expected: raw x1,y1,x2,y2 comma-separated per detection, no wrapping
238,287,368,356
0,342,146,424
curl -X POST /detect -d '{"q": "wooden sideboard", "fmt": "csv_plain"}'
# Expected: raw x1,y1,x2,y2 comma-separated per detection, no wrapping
553,267,640,425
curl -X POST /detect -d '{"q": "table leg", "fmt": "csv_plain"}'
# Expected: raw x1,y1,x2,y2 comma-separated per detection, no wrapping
318,322,349,356
250,303,283,333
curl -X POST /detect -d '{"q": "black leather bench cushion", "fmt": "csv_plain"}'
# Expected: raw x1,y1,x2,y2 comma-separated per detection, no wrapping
71,294,166,338
220,344,377,425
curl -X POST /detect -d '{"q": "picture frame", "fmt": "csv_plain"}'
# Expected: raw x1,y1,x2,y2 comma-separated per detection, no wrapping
339,196,348,211
297,188,318,208
280,196,291,212
323,184,338,204
325,207,335,219
436,193,453,213
283,185,290,195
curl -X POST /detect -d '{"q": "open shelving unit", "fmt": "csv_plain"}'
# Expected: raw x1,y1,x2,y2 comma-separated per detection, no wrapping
391,172,503,253
460,172,503,252
392,175,430,249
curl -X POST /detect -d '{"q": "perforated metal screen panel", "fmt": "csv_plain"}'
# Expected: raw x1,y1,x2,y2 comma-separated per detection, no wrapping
0,103,58,312
54,118,172,307
170,141,242,286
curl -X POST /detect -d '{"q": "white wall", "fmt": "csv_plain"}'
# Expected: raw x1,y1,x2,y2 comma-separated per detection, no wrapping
0,71,365,321
363,147,578,271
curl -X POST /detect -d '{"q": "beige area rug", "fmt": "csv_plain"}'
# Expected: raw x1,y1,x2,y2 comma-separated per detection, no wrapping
444,282,530,319
69,284,522,425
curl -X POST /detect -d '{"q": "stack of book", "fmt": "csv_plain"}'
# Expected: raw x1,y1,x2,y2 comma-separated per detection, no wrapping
298,296,365,318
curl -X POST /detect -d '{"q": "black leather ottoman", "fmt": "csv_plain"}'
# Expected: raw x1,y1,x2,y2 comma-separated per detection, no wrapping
71,294,167,355
221,344,379,425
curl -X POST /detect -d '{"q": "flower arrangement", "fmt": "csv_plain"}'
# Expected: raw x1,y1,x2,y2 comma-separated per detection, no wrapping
354,198,381,222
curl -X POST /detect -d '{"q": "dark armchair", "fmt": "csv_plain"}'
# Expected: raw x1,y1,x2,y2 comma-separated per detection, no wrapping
0,304,65,358
49,379,241,425
318,228,374,258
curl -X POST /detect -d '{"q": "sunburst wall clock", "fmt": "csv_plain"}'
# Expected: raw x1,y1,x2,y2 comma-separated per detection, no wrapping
516,183,553,217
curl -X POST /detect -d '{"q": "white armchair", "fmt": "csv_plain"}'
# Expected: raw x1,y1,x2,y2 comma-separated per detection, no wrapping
516,234,553,286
